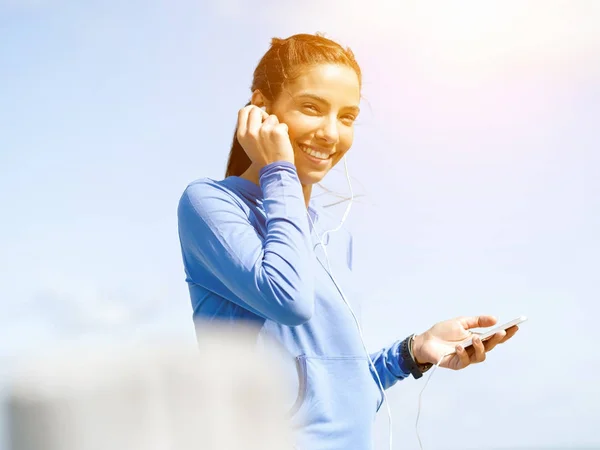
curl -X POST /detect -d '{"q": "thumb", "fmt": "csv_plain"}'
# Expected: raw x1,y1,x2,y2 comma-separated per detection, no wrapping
459,315,497,330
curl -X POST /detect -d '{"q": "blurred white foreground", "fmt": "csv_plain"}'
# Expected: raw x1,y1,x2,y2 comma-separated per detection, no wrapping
6,324,293,450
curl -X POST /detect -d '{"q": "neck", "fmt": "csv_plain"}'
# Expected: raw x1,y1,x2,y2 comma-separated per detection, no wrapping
239,164,312,208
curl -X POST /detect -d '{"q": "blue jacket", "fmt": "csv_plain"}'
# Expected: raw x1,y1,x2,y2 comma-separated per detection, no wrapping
177,161,411,449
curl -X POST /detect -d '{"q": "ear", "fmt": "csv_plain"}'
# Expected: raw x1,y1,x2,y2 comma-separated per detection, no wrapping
251,90,271,111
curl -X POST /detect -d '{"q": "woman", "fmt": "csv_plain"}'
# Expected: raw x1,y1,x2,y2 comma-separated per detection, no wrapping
177,33,518,449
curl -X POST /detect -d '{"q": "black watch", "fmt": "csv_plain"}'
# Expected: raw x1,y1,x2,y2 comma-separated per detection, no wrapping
400,334,432,379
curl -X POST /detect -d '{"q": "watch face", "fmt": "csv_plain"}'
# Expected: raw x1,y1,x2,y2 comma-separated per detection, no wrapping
419,363,432,373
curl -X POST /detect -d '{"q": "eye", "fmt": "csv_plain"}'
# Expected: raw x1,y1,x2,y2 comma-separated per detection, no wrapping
340,114,357,125
302,103,320,113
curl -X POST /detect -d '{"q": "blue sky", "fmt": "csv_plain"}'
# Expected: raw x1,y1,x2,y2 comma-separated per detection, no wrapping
1,1,599,449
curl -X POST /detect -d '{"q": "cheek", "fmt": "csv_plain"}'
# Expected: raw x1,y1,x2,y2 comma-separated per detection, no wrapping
277,112,312,141
332,136,354,166
339,128,354,153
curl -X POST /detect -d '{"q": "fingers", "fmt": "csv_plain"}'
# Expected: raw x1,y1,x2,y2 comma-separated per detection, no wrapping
259,114,280,135
237,107,249,139
471,336,486,363
451,324,520,371
483,330,506,353
501,325,519,343
459,315,497,330
482,326,519,353
247,106,268,135
235,104,294,166
237,105,270,139
275,122,288,134
271,123,290,146
259,115,290,147
464,326,519,369
455,336,486,370
456,345,471,369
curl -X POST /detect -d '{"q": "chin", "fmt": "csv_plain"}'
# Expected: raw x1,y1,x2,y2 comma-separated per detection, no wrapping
293,152,341,186
297,170,327,186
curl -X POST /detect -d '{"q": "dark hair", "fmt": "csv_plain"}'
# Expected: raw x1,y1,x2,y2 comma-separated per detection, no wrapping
225,33,362,178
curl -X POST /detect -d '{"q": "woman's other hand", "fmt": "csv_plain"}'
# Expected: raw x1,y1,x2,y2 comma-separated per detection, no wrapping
412,315,519,370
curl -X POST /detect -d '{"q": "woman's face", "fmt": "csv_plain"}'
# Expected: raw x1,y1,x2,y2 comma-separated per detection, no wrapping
261,63,361,186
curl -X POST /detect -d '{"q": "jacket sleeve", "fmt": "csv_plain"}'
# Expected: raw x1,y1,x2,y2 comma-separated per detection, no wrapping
177,161,315,326
369,340,411,390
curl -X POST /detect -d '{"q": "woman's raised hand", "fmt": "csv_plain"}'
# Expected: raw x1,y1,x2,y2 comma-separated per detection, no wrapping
236,105,295,168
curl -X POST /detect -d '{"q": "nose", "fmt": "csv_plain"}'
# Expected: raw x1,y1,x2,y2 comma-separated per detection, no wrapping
315,115,339,144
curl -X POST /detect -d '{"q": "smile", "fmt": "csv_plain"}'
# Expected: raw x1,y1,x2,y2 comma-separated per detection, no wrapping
299,145,332,161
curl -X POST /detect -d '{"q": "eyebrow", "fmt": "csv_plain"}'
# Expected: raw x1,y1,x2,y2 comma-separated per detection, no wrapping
296,93,360,113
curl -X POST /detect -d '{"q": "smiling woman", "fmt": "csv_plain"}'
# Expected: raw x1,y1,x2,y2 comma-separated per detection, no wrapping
177,33,519,450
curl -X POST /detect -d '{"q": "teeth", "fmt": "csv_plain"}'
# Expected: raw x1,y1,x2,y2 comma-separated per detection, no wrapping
300,145,330,160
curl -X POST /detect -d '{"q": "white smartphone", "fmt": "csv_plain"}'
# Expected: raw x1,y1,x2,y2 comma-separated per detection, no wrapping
460,315,527,348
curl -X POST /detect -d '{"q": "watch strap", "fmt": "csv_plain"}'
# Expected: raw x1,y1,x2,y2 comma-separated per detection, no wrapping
400,334,433,379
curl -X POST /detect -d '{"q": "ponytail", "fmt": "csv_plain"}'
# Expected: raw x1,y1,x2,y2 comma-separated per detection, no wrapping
225,102,252,177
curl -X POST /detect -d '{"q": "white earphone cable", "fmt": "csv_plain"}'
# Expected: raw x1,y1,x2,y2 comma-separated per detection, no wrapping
415,356,446,450
307,156,449,450
306,156,393,450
